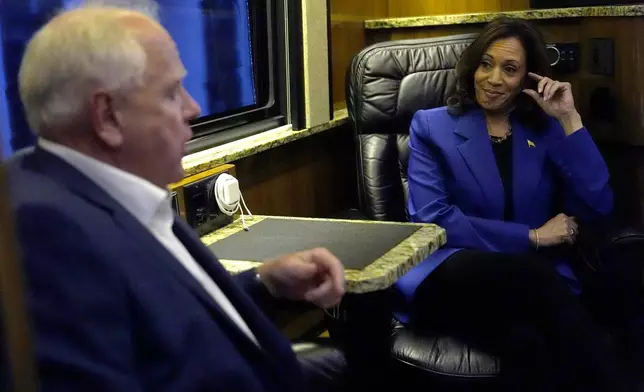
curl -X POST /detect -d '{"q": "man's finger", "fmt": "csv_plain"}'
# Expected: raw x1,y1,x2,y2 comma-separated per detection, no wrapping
289,253,318,279
309,248,345,295
304,279,340,308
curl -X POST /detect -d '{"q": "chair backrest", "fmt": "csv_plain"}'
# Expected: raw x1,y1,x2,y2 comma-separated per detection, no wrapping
1,146,38,392
346,34,476,221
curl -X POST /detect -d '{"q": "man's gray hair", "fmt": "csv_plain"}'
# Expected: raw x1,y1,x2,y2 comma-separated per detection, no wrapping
18,0,161,135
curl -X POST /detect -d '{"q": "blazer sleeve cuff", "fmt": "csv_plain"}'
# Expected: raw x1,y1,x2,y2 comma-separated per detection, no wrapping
466,216,532,252
503,222,533,252
234,269,272,302
549,128,601,168
548,128,604,177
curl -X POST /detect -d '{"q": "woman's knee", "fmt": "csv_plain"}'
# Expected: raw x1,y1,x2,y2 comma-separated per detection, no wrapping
411,250,570,316
435,250,563,287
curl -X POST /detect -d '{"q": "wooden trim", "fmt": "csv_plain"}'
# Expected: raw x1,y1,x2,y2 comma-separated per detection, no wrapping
170,164,236,190
0,164,38,391
301,0,332,127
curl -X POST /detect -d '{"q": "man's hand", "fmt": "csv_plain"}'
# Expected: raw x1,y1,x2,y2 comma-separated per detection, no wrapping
257,248,345,308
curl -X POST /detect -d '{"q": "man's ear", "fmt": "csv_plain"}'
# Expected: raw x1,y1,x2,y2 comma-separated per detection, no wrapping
90,90,124,148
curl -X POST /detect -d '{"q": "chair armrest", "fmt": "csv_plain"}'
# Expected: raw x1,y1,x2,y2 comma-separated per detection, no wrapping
597,225,644,275
576,223,644,289
602,225,644,248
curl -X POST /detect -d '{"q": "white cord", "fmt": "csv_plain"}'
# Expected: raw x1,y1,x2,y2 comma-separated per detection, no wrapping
212,174,253,230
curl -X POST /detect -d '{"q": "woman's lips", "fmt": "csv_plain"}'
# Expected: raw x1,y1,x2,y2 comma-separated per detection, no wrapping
483,88,503,98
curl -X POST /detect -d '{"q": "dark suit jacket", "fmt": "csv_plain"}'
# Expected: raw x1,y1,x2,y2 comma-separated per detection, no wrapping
394,107,613,318
6,147,306,391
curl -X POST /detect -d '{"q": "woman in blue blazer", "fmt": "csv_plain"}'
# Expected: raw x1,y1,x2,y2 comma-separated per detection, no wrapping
398,17,624,391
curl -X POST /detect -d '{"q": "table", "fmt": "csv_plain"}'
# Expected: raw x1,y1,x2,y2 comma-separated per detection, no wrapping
201,215,446,294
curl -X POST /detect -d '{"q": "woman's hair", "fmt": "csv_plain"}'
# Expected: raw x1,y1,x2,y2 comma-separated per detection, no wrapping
447,17,552,130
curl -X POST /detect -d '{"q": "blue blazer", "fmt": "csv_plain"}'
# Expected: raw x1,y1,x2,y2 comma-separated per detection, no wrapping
6,148,306,391
394,107,613,317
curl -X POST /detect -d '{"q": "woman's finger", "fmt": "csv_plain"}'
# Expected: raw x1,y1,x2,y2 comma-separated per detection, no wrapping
537,77,550,94
544,81,561,101
568,219,579,230
570,222,579,237
528,72,544,82
542,80,554,101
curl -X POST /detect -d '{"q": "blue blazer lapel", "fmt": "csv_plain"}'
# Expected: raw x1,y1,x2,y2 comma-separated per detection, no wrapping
172,219,276,341
172,219,304,384
454,110,505,218
172,219,262,319
510,119,546,220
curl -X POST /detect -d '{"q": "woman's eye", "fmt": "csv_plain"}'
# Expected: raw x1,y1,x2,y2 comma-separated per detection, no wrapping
505,66,517,74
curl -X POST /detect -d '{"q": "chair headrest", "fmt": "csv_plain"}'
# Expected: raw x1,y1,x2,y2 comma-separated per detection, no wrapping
347,34,477,136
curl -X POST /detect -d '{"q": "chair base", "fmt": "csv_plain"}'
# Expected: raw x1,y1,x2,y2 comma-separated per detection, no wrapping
326,291,501,391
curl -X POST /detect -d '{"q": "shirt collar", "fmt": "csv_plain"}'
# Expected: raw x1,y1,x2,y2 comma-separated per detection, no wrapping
38,138,171,228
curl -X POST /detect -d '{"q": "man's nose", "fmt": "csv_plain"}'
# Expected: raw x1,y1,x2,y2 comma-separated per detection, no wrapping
183,90,201,120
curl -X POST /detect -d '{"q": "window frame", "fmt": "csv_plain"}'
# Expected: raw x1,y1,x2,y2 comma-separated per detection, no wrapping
185,0,304,154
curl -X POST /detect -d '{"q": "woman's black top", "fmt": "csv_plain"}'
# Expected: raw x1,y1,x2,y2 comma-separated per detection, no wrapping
491,135,513,221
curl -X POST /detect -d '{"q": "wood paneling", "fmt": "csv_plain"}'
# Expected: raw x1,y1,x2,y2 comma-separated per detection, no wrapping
387,0,530,18
329,0,388,109
387,25,481,41
330,18,365,108
233,123,357,217
330,0,388,18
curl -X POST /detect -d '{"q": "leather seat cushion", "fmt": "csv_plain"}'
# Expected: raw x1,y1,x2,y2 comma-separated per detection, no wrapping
390,320,500,379
293,340,349,392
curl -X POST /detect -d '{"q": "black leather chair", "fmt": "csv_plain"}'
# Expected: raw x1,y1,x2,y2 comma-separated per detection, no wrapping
345,33,502,391
343,34,644,390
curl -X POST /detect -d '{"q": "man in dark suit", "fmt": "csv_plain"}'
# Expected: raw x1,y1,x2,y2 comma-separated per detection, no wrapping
6,3,345,391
